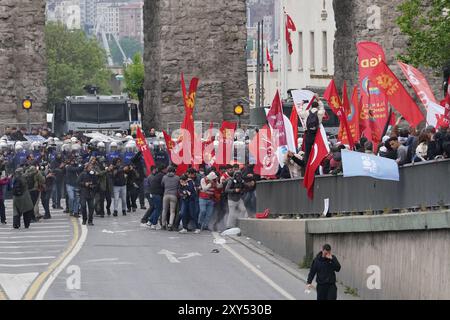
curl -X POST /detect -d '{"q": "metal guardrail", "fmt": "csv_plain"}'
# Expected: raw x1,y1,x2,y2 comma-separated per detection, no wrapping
256,159,450,215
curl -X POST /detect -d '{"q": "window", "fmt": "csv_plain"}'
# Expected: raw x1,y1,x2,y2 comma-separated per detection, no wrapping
322,31,328,72
310,32,315,71
298,32,303,70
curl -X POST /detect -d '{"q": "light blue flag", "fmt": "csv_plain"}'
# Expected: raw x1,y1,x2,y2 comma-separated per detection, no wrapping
341,150,400,181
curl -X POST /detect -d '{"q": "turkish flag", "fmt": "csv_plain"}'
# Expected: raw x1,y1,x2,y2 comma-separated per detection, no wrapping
266,48,274,72
369,60,425,128
303,125,330,199
135,127,155,176
290,106,299,145
285,14,296,55
215,121,237,165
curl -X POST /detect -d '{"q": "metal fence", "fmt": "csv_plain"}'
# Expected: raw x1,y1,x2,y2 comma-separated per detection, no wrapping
256,159,450,215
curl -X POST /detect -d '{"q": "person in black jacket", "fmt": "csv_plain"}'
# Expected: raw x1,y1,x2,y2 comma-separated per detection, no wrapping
147,164,166,229
112,158,127,217
77,164,98,226
306,244,341,300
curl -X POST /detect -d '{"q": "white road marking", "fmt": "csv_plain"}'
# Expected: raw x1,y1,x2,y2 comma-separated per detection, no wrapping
83,258,119,263
0,273,39,300
0,256,56,260
0,240,67,244
0,263,49,267
23,226,70,229
0,230,69,235
212,232,296,300
0,245,64,249
35,224,88,300
0,235,70,239
158,249,180,263
0,251,60,255
178,252,202,260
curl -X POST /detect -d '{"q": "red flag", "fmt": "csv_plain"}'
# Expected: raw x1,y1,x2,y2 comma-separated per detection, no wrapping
266,48,274,72
286,14,297,31
289,106,298,144
337,83,356,149
267,90,288,147
397,61,438,109
323,80,341,114
369,60,425,128
285,14,296,55
181,73,199,115
135,127,155,176
162,130,175,162
216,121,237,165
325,80,354,149
249,125,278,178
303,125,330,199
357,42,389,144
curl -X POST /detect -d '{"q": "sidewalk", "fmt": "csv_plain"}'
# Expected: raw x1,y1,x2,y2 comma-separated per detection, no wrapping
227,234,360,300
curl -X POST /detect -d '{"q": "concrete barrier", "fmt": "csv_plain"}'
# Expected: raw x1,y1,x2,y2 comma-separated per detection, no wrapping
238,211,450,300
256,159,450,215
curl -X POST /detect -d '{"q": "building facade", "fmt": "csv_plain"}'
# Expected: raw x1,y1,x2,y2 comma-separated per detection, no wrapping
248,0,336,105
46,0,81,30
119,2,144,44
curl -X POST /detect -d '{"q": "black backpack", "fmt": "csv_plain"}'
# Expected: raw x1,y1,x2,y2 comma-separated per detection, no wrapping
12,178,25,197
306,110,319,131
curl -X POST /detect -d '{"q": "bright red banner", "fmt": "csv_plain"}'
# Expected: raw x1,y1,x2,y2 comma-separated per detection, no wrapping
398,61,437,109
266,48,274,72
267,90,288,147
369,60,425,128
136,127,155,176
357,41,389,143
289,106,298,144
338,85,359,148
249,125,278,178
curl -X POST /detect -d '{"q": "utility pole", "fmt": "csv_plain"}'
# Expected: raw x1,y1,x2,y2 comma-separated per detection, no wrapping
261,20,265,108
256,21,261,110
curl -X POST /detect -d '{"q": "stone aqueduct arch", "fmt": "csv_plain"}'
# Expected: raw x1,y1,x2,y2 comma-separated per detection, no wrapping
0,0,441,129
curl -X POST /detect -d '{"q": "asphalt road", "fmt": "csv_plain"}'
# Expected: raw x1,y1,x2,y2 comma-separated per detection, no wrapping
0,204,349,300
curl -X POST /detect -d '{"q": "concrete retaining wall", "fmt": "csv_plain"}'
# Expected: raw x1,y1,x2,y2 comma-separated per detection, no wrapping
238,211,450,300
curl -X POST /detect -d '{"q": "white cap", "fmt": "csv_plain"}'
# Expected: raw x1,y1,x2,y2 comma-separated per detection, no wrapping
207,172,218,180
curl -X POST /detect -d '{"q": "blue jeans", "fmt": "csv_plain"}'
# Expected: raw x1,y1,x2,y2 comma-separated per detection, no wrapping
198,198,215,230
66,184,79,214
180,198,198,230
149,194,163,225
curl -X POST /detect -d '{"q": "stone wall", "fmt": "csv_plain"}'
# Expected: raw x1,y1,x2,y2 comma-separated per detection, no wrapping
143,0,249,131
0,0,47,128
333,0,442,99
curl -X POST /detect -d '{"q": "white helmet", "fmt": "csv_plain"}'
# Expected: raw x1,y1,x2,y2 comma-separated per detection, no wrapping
70,137,78,143
71,144,81,152
47,137,54,144
97,142,105,149
62,143,71,152
1,136,7,141
125,135,133,141
32,141,40,150
110,141,118,148
115,133,122,138
54,137,60,142
0,142,7,150
15,144,23,151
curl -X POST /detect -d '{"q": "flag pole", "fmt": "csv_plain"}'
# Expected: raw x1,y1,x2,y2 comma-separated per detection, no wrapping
261,20,265,108
279,0,287,100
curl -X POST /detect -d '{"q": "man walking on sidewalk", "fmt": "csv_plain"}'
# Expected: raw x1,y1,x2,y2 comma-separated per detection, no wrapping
306,244,341,300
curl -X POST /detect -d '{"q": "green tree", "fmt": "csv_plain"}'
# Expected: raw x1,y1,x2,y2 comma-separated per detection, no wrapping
397,0,450,71
45,22,112,110
124,53,144,100
109,37,143,65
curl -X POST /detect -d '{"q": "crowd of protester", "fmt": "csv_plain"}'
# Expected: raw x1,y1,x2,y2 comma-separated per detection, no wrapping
0,127,257,232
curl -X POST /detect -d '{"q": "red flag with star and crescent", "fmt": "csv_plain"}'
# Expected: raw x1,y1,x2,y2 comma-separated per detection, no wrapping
136,127,155,176
303,125,330,199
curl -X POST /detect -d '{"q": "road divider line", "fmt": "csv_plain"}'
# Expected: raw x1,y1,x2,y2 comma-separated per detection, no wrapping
0,263,49,267
28,219,88,300
212,232,296,300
